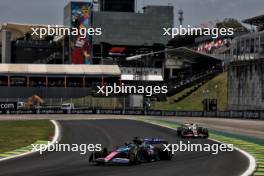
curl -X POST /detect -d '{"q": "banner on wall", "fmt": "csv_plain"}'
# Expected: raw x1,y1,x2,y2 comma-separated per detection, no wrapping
70,2,93,64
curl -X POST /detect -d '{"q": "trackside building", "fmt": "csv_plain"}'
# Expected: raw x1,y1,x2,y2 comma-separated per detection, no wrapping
228,15,264,110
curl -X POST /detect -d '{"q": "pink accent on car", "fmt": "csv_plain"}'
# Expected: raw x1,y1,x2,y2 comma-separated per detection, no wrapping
105,151,119,161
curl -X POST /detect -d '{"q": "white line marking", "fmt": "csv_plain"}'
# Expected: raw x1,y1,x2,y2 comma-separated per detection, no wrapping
211,138,256,176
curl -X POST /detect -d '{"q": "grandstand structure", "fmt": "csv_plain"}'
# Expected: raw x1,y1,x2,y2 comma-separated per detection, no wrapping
228,14,264,110
0,0,226,109
0,23,63,64
0,64,120,98
0,1,173,65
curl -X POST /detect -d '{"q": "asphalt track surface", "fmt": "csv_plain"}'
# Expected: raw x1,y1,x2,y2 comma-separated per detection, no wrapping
0,119,248,176
164,117,264,139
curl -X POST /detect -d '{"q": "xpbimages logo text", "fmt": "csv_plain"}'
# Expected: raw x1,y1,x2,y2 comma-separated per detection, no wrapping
97,83,168,96
163,25,234,39
31,25,102,39
31,142,102,155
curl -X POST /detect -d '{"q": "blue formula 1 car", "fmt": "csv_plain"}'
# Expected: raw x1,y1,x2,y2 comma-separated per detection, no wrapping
89,137,172,165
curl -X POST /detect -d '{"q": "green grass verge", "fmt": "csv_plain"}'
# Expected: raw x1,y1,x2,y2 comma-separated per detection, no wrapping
138,118,264,176
0,120,54,153
153,72,227,111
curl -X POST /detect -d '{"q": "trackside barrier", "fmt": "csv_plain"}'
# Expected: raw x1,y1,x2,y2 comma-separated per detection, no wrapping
0,109,264,119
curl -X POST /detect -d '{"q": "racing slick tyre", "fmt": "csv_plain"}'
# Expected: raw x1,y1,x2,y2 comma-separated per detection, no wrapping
180,129,187,138
142,150,151,162
160,151,172,160
158,145,173,160
129,149,140,165
202,128,209,138
197,127,209,138
177,127,182,137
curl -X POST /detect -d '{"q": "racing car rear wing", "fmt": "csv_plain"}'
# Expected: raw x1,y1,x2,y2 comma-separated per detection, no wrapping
144,138,168,144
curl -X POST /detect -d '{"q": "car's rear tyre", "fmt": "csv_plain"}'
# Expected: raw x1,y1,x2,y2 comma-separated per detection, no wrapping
140,149,152,162
201,128,209,138
181,129,187,138
203,132,209,139
163,151,173,160
158,146,173,160
177,127,182,137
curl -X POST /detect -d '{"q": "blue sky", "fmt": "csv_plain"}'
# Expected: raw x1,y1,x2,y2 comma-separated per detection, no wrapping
0,0,263,26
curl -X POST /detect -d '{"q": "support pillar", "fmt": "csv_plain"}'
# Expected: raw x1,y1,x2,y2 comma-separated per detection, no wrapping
119,78,122,86
45,76,48,87
7,76,10,87
27,76,30,87
83,77,86,87
64,76,67,88
101,76,104,87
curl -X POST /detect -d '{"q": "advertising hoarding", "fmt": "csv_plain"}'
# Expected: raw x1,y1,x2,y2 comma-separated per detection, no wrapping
70,2,93,64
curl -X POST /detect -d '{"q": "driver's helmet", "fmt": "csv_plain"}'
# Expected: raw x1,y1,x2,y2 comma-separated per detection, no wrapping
133,137,143,145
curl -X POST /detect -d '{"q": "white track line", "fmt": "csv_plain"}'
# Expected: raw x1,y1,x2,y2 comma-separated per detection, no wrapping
211,138,256,176
0,120,61,162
